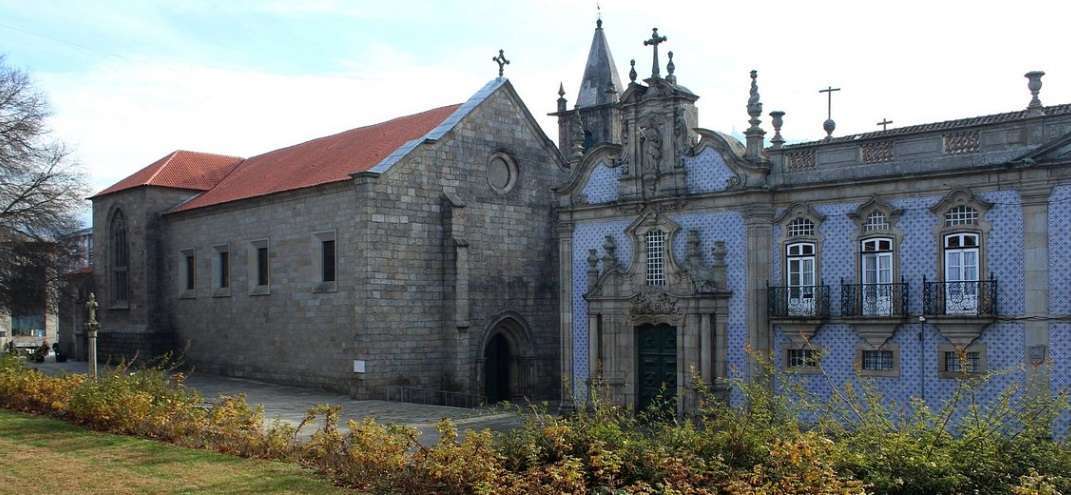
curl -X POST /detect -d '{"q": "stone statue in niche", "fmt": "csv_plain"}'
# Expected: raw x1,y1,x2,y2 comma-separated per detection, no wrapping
618,120,631,175
642,124,663,175
674,107,690,160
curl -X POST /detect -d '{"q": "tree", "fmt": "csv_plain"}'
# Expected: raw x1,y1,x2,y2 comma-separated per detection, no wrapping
0,55,88,313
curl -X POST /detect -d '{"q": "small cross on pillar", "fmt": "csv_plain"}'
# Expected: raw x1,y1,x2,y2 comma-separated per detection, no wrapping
492,49,510,78
876,118,893,131
643,28,667,79
819,85,841,140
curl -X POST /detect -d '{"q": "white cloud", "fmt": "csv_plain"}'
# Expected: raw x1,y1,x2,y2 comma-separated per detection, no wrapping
21,0,1071,203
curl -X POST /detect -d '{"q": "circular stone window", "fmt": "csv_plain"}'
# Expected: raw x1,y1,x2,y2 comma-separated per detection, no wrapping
487,153,518,194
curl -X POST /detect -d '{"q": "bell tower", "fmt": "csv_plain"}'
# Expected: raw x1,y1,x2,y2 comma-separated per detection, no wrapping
551,17,623,163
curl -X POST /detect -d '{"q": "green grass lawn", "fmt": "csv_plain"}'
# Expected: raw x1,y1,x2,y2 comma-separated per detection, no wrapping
0,409,351,494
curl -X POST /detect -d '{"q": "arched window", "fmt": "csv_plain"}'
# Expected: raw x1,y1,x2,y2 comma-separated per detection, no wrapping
645,229,666,286
787,217,815,237
110,210,129,304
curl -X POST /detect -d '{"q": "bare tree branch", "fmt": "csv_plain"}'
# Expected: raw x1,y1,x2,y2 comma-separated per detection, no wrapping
0,54,89,312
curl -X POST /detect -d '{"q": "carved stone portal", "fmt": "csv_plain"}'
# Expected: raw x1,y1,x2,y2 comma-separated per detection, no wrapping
582,208,731,415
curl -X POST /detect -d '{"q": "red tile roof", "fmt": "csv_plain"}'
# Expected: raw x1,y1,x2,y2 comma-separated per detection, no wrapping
172,103,461,212
92,150,243,198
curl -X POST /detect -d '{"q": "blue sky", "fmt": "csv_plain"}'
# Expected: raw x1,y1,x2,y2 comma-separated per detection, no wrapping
3,0,1070,209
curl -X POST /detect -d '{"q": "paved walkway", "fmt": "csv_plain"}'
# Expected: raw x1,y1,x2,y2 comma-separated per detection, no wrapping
28,360,522,446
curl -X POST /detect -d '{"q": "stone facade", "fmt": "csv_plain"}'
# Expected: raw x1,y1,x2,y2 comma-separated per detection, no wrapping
91,80,567,402
555,22,1071,426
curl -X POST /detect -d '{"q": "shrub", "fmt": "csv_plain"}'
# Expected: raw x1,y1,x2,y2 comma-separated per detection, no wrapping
1,353,1069,494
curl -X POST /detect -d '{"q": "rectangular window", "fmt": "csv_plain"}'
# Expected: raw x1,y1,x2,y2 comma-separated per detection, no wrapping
786,242,816,316
184,255,195,290
944,351,981,373
862,350,894,371
321,240,336,282
218,251,229,288
944,233,980,314
787,348,819,369
256,247,269,286
645,230,666,286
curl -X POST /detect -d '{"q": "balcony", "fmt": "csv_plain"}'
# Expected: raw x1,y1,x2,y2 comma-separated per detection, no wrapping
922,276,998,346
840,279,909,318
768,285,830,320
922,277,998,317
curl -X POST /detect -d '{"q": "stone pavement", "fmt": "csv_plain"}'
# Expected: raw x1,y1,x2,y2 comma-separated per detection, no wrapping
28,360,523,446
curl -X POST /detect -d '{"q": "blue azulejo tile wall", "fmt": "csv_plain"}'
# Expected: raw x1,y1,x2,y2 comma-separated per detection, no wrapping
684,147,737,194
571,219,633,400
580,160,623,204
670,210,747,404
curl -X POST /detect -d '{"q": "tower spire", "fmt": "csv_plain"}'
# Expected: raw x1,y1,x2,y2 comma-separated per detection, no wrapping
576,15,622,108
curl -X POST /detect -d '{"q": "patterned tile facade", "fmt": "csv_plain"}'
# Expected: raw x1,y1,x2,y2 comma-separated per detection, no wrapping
772,193,1029,427
1050,185,1071,436
670,211,748,405
581,160,623,204
571,219,634,400
684,148,737,194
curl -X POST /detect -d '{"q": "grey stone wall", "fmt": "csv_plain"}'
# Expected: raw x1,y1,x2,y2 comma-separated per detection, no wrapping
162,182,359,390
355,86,566,400
92,187,197,361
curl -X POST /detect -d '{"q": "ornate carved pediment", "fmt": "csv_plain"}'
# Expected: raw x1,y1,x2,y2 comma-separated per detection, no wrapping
629,292,681,317
929,188,992,217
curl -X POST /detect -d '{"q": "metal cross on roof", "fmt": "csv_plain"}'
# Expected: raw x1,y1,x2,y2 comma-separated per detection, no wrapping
819,85,841,120
492,49,510,78
877,118,893,131
643,28,667,79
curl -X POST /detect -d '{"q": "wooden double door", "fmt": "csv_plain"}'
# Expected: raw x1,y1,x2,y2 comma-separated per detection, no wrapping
636,323,677,411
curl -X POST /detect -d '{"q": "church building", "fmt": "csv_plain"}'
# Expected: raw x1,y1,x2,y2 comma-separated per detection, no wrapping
91,19,1071,417
90,77,567,403
557,22,1071,417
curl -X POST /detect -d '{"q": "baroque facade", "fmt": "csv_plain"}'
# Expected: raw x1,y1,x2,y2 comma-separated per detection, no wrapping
556,23,1071,421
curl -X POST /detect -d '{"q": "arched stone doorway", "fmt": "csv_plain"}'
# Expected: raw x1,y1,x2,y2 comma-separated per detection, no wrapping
478,314,535,404
484,334,512,404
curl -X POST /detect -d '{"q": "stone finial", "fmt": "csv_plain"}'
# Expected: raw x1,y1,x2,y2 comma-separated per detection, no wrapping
745,70,766,160
666,51,676,84
1026,70,1045,114
606,81,617,103
629,59,637,83
557,82,567,113
587,248,600,276
770,111,786,149
601,235,617,269
571,111,586,160
686,229,701,260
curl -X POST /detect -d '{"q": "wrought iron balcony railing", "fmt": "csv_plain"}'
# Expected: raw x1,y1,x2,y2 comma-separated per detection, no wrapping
840,278,909,318
768,284,831,319
922,276,998,317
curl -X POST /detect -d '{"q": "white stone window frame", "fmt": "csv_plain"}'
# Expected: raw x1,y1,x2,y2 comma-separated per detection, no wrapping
937,342,987,379
487,151,519,195
314,230,338,293
855,342,900,377
248,238,271,296
930,190,992,287
179,248,197,299
211,243,231,297
774,203,825,289
783,344,822,375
